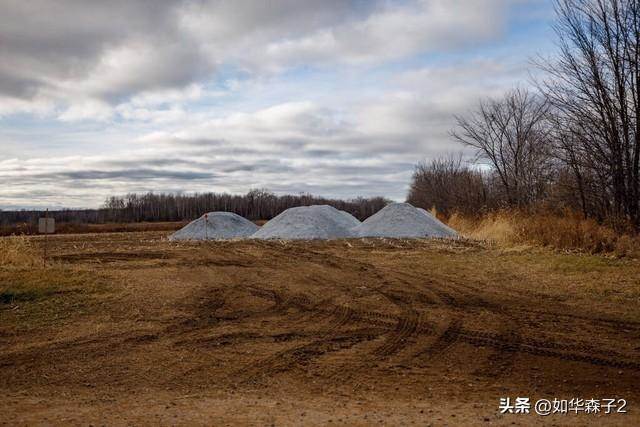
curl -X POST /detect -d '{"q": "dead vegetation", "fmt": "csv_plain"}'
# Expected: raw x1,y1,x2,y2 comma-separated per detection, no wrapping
0,236,109,331
0,220,188,237
0,236,41,267
447,210,640,256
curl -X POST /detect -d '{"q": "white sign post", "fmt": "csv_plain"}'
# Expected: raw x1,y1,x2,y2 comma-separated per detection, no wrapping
38,217,55,234
38,209,55,266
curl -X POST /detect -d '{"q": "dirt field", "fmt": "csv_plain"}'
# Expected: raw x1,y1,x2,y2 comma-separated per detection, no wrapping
1,232,640,426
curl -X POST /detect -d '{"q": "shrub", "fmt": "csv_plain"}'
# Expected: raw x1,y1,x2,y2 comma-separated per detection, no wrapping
447,210,640,256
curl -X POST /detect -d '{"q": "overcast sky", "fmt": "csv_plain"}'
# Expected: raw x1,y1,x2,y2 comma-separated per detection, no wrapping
0,0,554,209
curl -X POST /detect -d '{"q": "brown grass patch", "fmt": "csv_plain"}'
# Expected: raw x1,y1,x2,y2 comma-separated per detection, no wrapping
0,221,189,236
0,236,42,267
0,236,111,329
448,210,640,256
0,219,272,236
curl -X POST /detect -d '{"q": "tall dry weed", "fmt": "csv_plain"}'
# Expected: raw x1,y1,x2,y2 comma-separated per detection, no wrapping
447,210,640,256
448,211,518,245
0,236,41,267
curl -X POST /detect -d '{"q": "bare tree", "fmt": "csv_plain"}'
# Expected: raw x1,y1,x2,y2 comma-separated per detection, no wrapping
540,0,640,227
451,88,553,207
407,154,492,216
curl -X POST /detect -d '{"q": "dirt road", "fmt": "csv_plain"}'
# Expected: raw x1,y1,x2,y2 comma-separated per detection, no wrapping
1,233,639,425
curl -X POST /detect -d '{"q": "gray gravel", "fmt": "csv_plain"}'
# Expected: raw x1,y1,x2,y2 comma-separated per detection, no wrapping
251,205,360,240
354,203,457,238
169,212,259,241
170,203,457,242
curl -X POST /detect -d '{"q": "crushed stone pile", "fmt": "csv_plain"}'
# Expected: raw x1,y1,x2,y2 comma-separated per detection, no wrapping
169,212,259,241
251,205,360,240
354,202,457,238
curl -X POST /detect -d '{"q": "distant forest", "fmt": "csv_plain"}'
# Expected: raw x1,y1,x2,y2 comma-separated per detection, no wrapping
0,190,390,227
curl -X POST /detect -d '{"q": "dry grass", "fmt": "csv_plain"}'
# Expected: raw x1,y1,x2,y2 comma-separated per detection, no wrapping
448,210,640,256
0,221,189,236
0,236,42,267
0,238,109,331
0,266,109,331
0,219,273,236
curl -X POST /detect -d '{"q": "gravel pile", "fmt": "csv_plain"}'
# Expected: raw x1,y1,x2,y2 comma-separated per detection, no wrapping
169,212,259,241
251,205,360,240
169,203,456,242
354,203,457,238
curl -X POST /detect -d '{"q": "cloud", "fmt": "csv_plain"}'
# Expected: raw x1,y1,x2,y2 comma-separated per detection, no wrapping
0,1,553,208
1,53,531,207
0,0,510,120
257,0,507,68
0,0,203,119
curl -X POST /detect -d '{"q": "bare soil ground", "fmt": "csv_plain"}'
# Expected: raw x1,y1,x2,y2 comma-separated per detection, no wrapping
1,232,640,426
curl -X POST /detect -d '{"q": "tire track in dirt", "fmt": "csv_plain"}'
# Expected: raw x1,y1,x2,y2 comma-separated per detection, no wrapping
353,309,398,329
521,310,640,333
372,289,422,358
457,327,633,361
441,278,640,335
391,268,640,332
435,280,524,379
368,269,514,377
173,330,334,349
247,287,285,312
253,277,638,366
376,269,499,373
383,269,640,375
248,288,332,333
323,305,357,336
457,329,640,370
320,280,430,387
232,284,388,385
472,328,521,378
239,282,640,379
248,285,348,327
430,280,637,361
412,318,463,367
426,280,640,373
231,328,383,386
407,315,640,372
268,244,638,372
305,272,423,387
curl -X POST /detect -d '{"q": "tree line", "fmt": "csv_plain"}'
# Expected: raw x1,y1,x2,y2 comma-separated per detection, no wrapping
0,190,390,227
101,190,389,222
409,0,640,230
